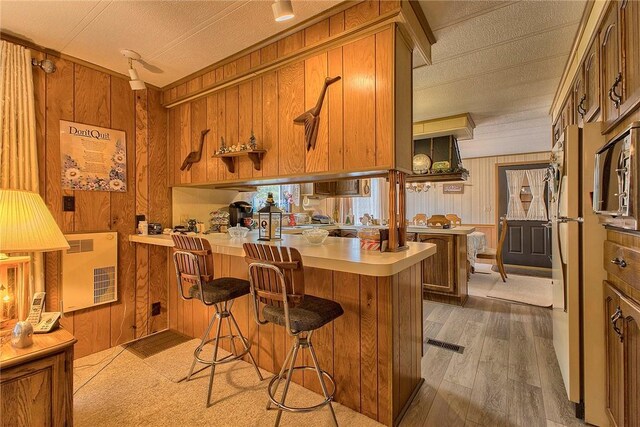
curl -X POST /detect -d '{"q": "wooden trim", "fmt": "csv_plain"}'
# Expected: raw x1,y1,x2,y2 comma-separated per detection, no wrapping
407,0,435,44
461,150,550,161
0,33,162,91
164,19,400,108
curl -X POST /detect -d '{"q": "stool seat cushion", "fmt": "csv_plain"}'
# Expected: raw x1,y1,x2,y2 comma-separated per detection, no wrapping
189,278,250,304
263,295,344,332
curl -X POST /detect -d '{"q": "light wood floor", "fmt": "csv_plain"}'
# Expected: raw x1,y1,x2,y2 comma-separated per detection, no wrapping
401,295,584,427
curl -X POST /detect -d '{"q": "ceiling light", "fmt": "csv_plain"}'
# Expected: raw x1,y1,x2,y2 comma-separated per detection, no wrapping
121,49,146,91
272,0,294,22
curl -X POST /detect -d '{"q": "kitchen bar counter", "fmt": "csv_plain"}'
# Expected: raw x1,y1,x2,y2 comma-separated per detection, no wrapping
129,233,436,277
281,224,476,235
131,232,435,425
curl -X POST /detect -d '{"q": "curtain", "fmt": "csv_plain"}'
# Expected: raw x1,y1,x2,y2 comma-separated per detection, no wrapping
0,40,42,320
325,178,388,223
505,169,527,220
526,168,548,221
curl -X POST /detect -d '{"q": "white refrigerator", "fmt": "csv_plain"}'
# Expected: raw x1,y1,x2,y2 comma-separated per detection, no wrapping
551,122,608,426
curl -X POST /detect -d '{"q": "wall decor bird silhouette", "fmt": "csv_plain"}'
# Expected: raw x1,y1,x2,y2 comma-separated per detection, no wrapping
180,129,210,171
294,76,341,151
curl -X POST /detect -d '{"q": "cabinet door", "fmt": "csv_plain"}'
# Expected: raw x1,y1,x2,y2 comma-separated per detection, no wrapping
600,3,622,126
620,294,640,427
572,73,585,126
620,0,640,116
605,283,625,427
335,180,360,196
419,234,455,293
584,41,600,122
313,182,335,196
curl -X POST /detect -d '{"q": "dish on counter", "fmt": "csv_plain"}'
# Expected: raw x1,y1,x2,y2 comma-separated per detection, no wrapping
302,228,329,245
227,225,249,239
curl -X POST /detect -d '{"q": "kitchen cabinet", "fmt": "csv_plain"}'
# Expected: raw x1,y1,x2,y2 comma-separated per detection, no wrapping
313,181,335,196
600,2,621,128
619,0,640,118
584,40,601,122
335,180,361,196
599,0,640,130
605,283,625,427
573,71,585,126
418,232,469,305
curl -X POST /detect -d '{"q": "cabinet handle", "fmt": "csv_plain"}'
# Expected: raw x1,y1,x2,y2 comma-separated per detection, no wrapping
611,257,627,268
611,306,624,342
608,73,623,108
577,95,587,118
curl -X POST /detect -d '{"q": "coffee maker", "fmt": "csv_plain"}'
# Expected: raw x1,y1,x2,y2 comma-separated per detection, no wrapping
228,201,253,227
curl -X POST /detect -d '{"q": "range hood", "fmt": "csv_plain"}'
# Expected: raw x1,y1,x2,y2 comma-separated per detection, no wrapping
408,134,469,182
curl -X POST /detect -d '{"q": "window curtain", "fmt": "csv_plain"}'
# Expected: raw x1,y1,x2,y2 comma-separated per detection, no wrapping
505,169,527,220
525,168,548,221
0,40,43,319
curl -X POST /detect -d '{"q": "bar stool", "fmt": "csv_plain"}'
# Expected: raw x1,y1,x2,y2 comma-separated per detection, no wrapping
172,235,263,407
243,243,344,427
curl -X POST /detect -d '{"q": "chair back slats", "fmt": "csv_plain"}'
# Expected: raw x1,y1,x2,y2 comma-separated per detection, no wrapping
497,217,508,252
243,243,305,308
172,235,216,302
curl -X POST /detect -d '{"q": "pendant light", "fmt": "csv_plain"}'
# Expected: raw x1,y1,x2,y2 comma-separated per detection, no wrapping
272,0,294,22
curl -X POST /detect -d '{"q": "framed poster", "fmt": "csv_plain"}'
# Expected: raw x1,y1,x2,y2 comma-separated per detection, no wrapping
60,120,127,192
442,183,464,194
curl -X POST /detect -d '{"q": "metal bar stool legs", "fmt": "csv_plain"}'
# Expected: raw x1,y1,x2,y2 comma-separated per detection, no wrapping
185,299,264,407
269,331,338,427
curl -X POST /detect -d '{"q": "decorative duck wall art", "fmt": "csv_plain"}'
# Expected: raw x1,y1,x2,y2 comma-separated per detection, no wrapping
180,128,210,171
294,76,341,151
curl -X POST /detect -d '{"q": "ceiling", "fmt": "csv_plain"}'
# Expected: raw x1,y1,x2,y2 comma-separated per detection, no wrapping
415,0,586,158
0,0,342,87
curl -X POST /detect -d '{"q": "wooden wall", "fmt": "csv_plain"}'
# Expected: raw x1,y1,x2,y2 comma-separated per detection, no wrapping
28,46,170,358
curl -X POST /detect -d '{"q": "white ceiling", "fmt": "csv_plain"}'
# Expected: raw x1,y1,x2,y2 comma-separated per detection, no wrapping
415,0,586,158
0,0,342,87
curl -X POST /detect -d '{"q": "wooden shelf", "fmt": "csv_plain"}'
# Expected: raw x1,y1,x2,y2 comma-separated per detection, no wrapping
212,150,266,174
406,171,469,182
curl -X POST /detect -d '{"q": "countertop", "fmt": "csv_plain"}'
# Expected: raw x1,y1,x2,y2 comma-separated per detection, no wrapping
280,224,476,235
129,233,437,277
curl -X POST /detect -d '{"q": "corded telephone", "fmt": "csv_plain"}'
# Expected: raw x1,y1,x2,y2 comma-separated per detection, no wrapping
27,292,61,333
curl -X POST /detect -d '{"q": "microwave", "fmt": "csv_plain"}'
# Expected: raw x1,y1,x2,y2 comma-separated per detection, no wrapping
593,122,640,230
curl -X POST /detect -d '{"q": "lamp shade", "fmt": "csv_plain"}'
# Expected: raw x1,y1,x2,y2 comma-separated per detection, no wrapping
0,189,70,253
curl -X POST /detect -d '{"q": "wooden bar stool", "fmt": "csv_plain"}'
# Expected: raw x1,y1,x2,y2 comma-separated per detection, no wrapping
172,235,263,407
243,243,343,427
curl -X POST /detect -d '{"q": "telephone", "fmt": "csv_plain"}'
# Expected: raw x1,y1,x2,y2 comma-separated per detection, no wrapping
27,292,62,334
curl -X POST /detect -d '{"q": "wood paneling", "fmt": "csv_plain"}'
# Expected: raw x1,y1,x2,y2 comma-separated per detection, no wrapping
304,53,329,173
345,0,380,30
343,35,376,170
166,250,423,426
328,47,344,170
22,41,169,358
278,62,305,175
376,29,394,168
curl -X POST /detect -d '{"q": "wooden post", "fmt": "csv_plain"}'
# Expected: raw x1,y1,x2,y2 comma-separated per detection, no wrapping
398,171,407,248
388,170,398,251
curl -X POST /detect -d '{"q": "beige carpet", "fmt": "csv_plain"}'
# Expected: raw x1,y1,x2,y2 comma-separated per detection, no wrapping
469,270,553,307
73,340,381,427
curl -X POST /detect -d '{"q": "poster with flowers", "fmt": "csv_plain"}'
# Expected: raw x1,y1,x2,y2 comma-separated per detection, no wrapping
60,120,127,192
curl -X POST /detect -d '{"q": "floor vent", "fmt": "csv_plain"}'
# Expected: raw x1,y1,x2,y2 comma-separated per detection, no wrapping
426,338,465,354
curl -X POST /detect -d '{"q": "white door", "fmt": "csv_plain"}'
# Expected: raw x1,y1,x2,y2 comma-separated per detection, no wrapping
552,125,581,403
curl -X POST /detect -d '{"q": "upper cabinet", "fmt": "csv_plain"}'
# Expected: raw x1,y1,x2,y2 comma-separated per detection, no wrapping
583,40,600,122
600,0,640,131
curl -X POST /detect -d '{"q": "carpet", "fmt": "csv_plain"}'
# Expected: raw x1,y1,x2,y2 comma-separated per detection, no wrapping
126,330,191,359
141,338,212,383
73,338,381,427
469,270,553,307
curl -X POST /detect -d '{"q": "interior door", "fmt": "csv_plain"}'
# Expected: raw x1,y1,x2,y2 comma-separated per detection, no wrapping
552,125,581,403
497,162,551,268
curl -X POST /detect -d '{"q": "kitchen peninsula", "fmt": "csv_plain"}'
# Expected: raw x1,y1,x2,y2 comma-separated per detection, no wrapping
130,232,436,425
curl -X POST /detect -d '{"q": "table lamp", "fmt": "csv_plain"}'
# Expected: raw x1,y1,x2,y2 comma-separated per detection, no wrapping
0,189,69,347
